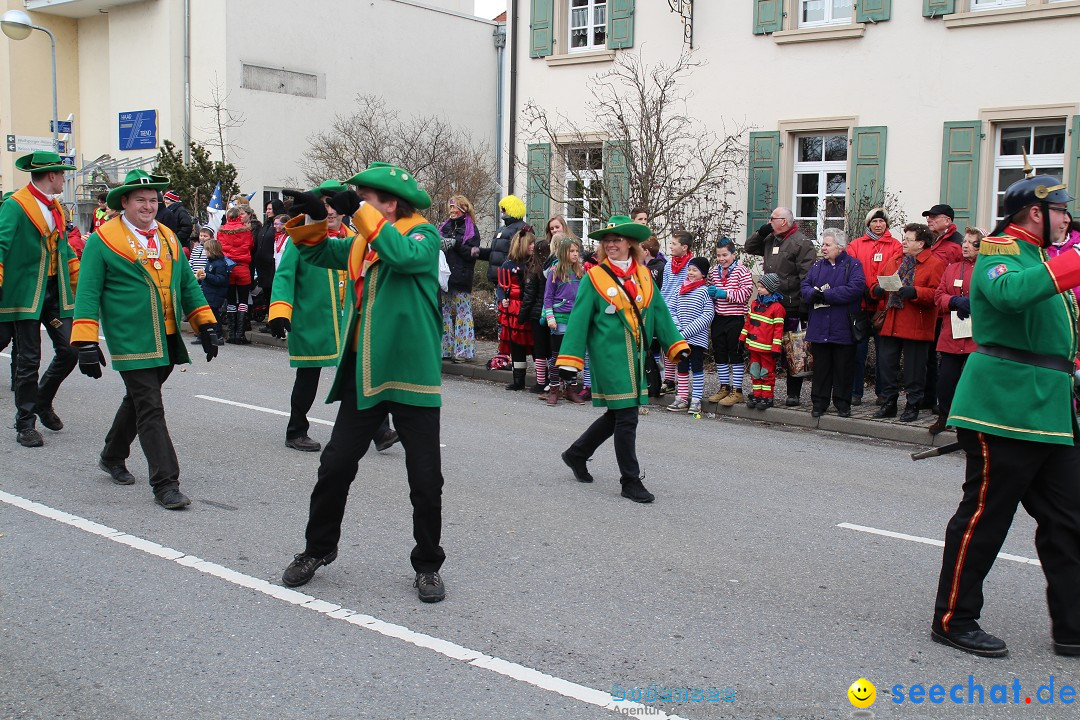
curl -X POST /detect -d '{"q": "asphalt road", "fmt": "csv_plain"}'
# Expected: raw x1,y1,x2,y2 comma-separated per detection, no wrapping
1,342,1077,719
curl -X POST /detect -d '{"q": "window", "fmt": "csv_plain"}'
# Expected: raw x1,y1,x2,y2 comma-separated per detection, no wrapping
564,146,604,240
569,0,606,52
798,0,853,27
972,0,1026,9
992,122,1066,223
792,134,848,241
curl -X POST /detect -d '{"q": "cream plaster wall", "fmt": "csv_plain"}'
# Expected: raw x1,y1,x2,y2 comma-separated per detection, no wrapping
511,2,1080,233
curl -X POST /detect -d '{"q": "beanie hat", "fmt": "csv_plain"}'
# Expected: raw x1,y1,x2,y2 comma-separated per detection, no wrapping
759,273,780,294
270,198,285,216
498,195,526,220
688,257,710,277
716,235,736,250
865,207,889,227
163,190,181,203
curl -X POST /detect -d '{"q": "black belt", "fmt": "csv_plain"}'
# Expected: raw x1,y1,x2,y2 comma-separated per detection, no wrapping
975,344,1075,374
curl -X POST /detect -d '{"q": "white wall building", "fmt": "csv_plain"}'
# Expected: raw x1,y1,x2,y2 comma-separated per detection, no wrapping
507,1,1080,241
1,0,503,218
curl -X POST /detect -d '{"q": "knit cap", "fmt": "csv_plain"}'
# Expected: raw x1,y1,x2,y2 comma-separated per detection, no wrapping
759,273,780,294
865,207,889,227
688,257,710,277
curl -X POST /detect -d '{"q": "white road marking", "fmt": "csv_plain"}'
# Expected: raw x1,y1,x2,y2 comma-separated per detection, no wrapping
837,522,1041,566
0,489,685,719
195,394,334,426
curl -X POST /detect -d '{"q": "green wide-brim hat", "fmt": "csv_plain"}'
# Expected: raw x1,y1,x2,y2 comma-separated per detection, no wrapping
310,179,347,197
588,215,652,242
106,169,170,210
14,150,76,174
1,191,15,203
343,162,431,210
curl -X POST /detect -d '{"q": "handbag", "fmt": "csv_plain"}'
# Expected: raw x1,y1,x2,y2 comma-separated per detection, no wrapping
782,329,814,377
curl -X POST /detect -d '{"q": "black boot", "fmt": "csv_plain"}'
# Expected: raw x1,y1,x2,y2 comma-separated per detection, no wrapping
873,401,898,419
224,312,237,343
505,368,526,391
234,310,251,344
899,403,920,422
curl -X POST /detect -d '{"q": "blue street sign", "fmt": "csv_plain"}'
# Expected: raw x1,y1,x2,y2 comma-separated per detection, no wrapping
60,155,75,165
118,110,157,151
50,120,72,134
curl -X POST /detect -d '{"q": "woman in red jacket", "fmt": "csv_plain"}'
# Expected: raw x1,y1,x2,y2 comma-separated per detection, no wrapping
870,223,946,422
928,228,983,434
217,205,254,344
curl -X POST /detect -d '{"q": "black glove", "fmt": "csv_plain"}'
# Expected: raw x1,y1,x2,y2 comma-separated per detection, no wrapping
281,189,327,221
811,289,826,305
757,222,773,239
329,190,361,218
269,317,291,339
950,296,971,320
896,286,917,300
200,328,219,361
871,285,885,300
78,343,106,379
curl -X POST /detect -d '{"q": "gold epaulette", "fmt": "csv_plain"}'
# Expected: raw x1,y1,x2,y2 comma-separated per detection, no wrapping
980,235,1019,256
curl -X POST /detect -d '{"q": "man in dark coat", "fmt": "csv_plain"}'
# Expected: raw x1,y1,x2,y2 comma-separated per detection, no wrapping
156,191,194,249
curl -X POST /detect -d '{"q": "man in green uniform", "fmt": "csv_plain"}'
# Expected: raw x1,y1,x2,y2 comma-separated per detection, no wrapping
279,162,446,603
0,151,80,447
72,170,219,509
933,171,1080,658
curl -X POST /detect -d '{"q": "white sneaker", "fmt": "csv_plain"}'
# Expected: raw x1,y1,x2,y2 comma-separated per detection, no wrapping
688,400,702,415
667,398,689,412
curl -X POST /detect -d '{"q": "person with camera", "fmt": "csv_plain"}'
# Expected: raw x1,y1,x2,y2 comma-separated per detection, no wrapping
72,170,219,509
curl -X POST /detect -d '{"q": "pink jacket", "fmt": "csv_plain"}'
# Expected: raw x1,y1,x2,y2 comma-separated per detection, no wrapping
1046,230,1080,306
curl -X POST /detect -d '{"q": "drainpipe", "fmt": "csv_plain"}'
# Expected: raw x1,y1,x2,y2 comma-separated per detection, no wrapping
507,0,518,197
493,22,506,202
183,0,190,162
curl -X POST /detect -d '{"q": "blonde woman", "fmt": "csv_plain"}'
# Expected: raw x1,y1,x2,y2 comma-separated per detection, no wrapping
438,195,481,361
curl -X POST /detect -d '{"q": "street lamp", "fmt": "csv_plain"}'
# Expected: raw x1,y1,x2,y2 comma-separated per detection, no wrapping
2,9,59,152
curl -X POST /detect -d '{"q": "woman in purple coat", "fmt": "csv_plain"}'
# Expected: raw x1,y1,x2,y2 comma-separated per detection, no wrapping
800,228,865,418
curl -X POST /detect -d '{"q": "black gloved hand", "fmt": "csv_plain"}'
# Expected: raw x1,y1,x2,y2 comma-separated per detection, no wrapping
281,189,327,221
757,222,773,239
269,317,291,339
78,343,106,379
896,286,917,300
200,328,219,361
951,296,971,320
811,289,826,305
329,190,361,218
871,285,885,300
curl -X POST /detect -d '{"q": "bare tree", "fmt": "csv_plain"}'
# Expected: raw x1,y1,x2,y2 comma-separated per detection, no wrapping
194,75,246,163
846,180,908,241
297,95,497,229
521,49,749,248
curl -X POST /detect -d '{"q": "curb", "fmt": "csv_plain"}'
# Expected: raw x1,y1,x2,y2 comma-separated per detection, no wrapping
246,330,953,450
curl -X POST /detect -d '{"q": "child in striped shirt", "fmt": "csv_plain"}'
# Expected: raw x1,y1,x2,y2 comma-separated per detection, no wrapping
706,237,754,406
667,257,714,415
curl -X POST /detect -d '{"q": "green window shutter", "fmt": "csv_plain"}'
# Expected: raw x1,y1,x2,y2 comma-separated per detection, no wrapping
923,0,956,18
603,140,629,215
850,126,888,211
940,121,982,229
530,0,554,58
746,131,781,232
607,0,634,49
1070,115,1080,216
753,1,784,35
526,143,552,228
857,0,891,23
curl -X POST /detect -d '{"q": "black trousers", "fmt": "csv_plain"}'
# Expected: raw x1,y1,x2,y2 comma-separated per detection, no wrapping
0,323,16,389
101,334,181,493
566,407,640,482
286,366,322,440
710,315,744,364
303,355,444,573
924,318,942,408
11,276,77,430
877,336,931,408
809,342,856,413
934,429,1080,644
937,352,969,418
531,320,551,363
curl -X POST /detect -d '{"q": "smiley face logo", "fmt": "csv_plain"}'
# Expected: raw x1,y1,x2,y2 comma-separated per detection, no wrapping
848,678,876,709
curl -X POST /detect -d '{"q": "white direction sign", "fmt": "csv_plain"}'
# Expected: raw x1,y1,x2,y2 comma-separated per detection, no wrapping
5,135,63,153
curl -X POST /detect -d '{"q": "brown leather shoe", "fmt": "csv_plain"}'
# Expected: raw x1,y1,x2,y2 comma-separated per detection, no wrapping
563,383,585,404
546,384,560,406
285,435,321,452
928,414,949,435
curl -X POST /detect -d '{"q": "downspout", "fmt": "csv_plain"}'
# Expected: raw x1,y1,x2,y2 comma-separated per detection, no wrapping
507,0,518,196
183,0,190,163
493,23,505,200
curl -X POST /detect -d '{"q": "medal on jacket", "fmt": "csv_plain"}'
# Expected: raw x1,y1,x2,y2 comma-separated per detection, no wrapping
605,304,617,314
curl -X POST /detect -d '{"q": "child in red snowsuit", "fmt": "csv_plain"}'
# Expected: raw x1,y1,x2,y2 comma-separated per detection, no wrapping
739,272,786,409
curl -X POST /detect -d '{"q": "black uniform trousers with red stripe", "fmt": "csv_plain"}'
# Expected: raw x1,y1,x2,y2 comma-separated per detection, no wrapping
934,428,1080,644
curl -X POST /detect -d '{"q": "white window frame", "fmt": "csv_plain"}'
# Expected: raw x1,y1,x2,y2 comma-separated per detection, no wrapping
972,0,1026,9
797,0,854,28
792,133,848,243
563,145,605,241
568,0,607,53
990,121,1067,224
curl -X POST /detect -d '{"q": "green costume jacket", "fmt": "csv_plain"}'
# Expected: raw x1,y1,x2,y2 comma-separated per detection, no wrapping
949,223,1080,445
0,186,79,321
285,203,442,409
268,230,354,369
72,217,216,371
556,260,689,410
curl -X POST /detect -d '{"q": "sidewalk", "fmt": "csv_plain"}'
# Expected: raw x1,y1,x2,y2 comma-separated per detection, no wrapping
246,331,954,449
